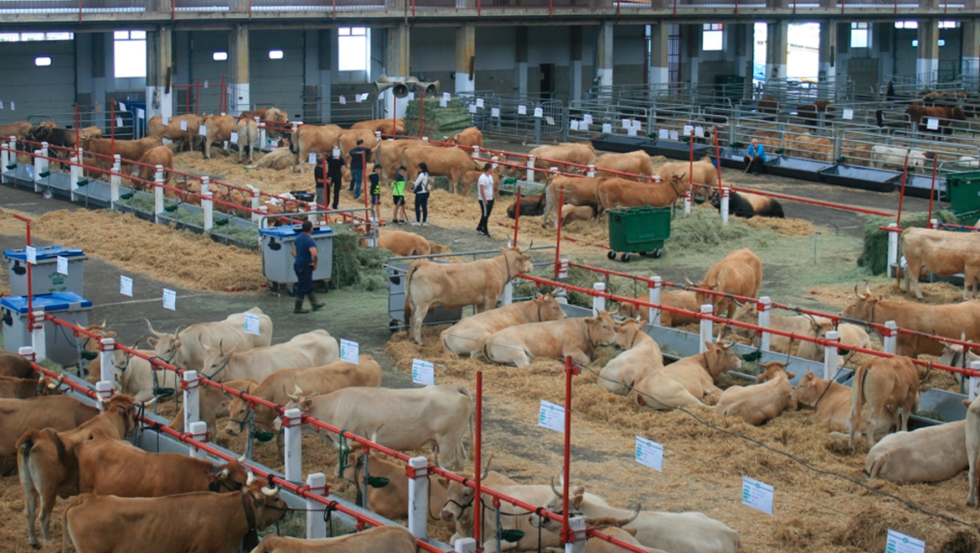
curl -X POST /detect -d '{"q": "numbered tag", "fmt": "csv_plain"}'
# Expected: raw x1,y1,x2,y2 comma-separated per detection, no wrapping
340,339,359,364
518,105,527,115
308,153,317,164
120,275,133,297
440,97,448,108
119,102,127,112
24,246,36,265
162,288,177,311
842,108,854,120
412,358,435,386
476,98,484,108
658,129,669,140
180,120,188,131
683,125,694,136
538,400,565,433
468,104,477,114
56,256,68,276
622,118,631,129
534,107,544,118
927,117,939,130
198,125,207,136
244,312,261,336
602,123,612,134
741,476,774,515
11,101,16,111
230,132,239,143
491,108,500,118
116,117,123,128
669,130,679,141
137,108,145,120
695,126,705,138
635,436,663,472
332,147,341,157
545,116,555,125
204,80,209,89
162,115,169,125
886,530,925,553
339,95,347,105
570,120,580,131
442,92,451,102
583,114,593,125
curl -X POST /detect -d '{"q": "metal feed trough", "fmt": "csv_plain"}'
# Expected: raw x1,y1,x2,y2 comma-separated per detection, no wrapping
764,156,835,181
157,203,259,250
818,165,901,193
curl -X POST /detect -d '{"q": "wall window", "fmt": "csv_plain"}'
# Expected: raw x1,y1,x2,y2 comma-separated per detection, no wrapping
213,51,228,61
702,23,724,52
939,21,959,29
0,31,73,42
269,49,284,60
338,27,370,72
850,22,869,49
912,39,947,47
114,30,146,79
34,56,51,67
894,21,918,29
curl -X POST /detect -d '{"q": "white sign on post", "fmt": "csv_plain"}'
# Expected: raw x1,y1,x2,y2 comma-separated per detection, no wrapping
468,104,477,114
885,530,926,553
137,108,145,120
204,80,209,89
308,153,317,164
669,130,679,141
163,289,177,311
695,126,705,138
538,400,565,433
56,256,68,276
476,98,484,108
198,125,207,136
635,436,664,472
570,120,580,131
180,120,187,131
230,132,239,143
339,95,347,105
439,97,448,108
741,476,774,515
24,246,37,265
534,107,544,118
120,275,133,297
162,115,169,126
602,123,612,134
683,125,694,136
622,118,631,129
411,358,435,386
927,117,940,130
842,108,854,120
340,339,359,364
332,147,341,157
244,312,262,336
583,114,593,125
545,116,555,126
518,105,527,115
491,108,500,118
116,117,123,128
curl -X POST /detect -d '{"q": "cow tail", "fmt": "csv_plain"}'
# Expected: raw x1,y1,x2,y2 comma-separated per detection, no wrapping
852,364,870,438
17,429,42,500
482,341,494,363
404,262,421,325
289,127,300,154
867,452,887,480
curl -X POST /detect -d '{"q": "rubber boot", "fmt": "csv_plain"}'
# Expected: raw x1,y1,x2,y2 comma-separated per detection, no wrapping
294,299,310,314
308,292,325,311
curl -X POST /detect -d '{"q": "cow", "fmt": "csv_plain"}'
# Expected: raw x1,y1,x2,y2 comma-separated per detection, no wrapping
172,379,254,439
260,107,289,139
352,117,405,136
202,114,237,159
402,145,478,194
863,420,967,484
804,320,873,366
906,104,967,134
483,311,617,367
562,204,595,225
632,337,742,410
237,118,259,164
18,394,139,548
534,502,662,553
659,157,717,191
225,355,381,436
441,293,566,357
527,142,596,173
80,136,163,168
506,192,547,219
240,107,270,120
405,245,534,345
939,329,980,386
710,190,784,219
871,145,933,170
374,139,435,181
616,290,700,328
250,148,294,171
0,395,99,476
136,145,174,188
0,375,61,399
801,135,833,162
598,174,691,215
290,124,343,173
375,229,431,257
594,150,656,180
848,356,920,451
250,526,418,553
730,303,827,355
281,383,474,470
0,121,34,139
792,370,894,438
532,479,741,553
147,307,273,371
967,394,980,506
460,166,501,197
695,248,763,319
902,228,980,300
338,128,378,168
757,96,779,118
338,447,450,526
25,125,84,150
107,345,179,403
62,473,287,553
795,100,834,126
78,429,248,496
598,316,664,395
446,126,484,150
842,283,980,357
147,114,204,152
541,175,604,227
714,362,797,425
200,329,339,383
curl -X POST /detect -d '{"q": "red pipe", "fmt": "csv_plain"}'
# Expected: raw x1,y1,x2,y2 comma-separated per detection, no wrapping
927,155,938,225
561,356,575,545
897,154,909,226
110,99,116,159
554,186,564,279
688,126,694,191
74,104,80,152
474,371,483,553
713,125,722,195
513,186,522,247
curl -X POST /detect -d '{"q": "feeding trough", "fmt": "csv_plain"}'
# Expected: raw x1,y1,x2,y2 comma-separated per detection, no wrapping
36,170,72,199
904,173,947,199
763,156,834,181
818,165,900,193
71,180,129,209
2,162,35,189
113,190,170,222
717,147,748,170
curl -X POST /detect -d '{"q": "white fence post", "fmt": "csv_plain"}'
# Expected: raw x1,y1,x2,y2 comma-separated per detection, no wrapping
283,408,303,482
757,297,772,352
471,145,480,159
407,456,429,539
154,169,165,223
526,155,536,183
99,337,115,385
883,321,898,354
110,155,121,204
649,276,662,327
823,330,840,381
69,156,80,201
201,176,213,231
720,187,730,225
564,516,587,553
558,258,569,280
970,360,980,401
95,381,114,409
305,473,328,539
586,164,595,177
502,281,513,305
929,218,938,230
454,538,477,553
18,346,35,363
886,222,899,278
684,190,692,215
1,136,11,171
31,311,46,362
250,190,261,223
32,149,43,192
592,282,606,315
257,118,266,148
183,370,200,430
699,304,714,353
188,421,208,460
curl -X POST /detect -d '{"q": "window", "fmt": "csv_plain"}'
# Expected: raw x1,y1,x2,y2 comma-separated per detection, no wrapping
269,49,283,60
939,21,959,29
850,22,869,49
113,29,146,79
338,27,369,72
213,51,228,61
34,56,51,67
894,21,918,29
702,23,724,52
0,31,73,42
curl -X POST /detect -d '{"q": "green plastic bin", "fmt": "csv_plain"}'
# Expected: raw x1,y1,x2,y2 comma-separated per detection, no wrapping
946,171,980,224
606,206,671,262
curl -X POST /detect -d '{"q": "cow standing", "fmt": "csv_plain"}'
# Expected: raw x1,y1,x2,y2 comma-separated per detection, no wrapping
0,395,98,476
848,356,920,451
901,227,980,300
541,175,604,228
598,174,691,215
290,124,343,173
147,308,273,371
237,118,259,164
966,394,980,506
695,248,763,319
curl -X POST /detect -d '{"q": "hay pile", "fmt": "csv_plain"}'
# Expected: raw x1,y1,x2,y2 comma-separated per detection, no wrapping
811,280,965,310
404,98,472,139
859,210,958,275
745,216,816,237
328,223,388,292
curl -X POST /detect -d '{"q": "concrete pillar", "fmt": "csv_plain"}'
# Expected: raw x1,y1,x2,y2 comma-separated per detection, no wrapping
146,27,173,121
733,24,754,81
917,19,940,84
766,21,788,81
570,26,584,102
963,19,980,77
228,24,249,114
819,20,837,85
386,24,410,119
596,21,614,90
649,23,669,87
455,24,476,95
516,27,528,96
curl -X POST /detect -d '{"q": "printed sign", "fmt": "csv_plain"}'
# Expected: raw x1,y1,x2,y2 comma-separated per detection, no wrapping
627,127,638,137
116,117,123,128
622,118,631,129
163,289,176,311
669,130,679,141
24,246,36,265
308,153,317,164
440,97,448,108
570,120,580,131
518,105,527,115
56,256,68,276
886,530,925,553
137,108,145,119
355,94,363,103
411,358,435,386
407,92,415,101
332,147,341,157
180,120,188,131
339,95,347,105
534,107,544,118
340,339,359,364
468,104,477,114
120,275,133,297
119,102,127,112
635,436,664,472
204,80,209,89
695,126,705,138
580,122,589,132
491,108,500,118
162,115,169,125
244,312,262,336
0,101,5,109
842,108,854,120
476,98,484,108
683,125,693,136
198,125,207,136
583,114,593,125
545,116,555,126
632,120,642,130
741,476,774,515
442,92,451,102
602,123,612,134
538,400,565,433
230,132,239,143
11,102,15,111
927,117,939,130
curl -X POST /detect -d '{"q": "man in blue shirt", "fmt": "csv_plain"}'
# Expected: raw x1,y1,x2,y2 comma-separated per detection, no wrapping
744,138,766,175
293,221,324,314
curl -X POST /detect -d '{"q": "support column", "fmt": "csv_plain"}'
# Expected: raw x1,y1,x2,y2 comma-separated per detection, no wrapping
596,21,614,90
649,23,669,87
818,20,837,85
733,24,754,81
570,27,584,102
963,19,980,77
917,19,940,84
146,27,173,121
766,20,788,81
386,24,411,118
455,24,475,95
228,24,250,115
516,27,528,96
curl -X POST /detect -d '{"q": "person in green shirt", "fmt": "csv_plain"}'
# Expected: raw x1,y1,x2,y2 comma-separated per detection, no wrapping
391,165,408,224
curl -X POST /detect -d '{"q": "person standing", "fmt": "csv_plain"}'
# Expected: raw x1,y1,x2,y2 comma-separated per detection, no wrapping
325,152,345,210
412,162,431,226
313,155,327,209
369,164,383,210
349,139,369,200
391,165,408,224
744,138,766,176
476,163,494,237
292,220,324,314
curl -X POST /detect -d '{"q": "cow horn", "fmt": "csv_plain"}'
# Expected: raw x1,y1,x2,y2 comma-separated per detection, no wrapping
145,319,164,338
98,319,107,330
142,397,159,407
618,503,641,527
481,453,494,480
261,486,279,497
550,476,563,498
962,326,971,342
292,377,304,398
863,279,872,297
685,278,694,286
246,470,256,485
218,339,225,354
173,325,185,338
370,424,384,443
238,453,247,464
854,284,866,300
283,385,300,402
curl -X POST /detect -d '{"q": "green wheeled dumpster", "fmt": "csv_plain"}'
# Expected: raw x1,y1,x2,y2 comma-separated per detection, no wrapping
945,171,980,224
606,206,671,262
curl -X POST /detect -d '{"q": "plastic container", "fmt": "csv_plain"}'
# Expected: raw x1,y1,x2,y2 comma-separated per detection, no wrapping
945,171,980,223
606,206,671,262
4,245,86,296
259,225,334,290
1,292,92,366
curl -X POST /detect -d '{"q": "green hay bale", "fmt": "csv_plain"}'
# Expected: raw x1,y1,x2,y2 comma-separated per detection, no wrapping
330,224,360,289
404,98,473,139
516,266,628,309
209,224,259,247
858,210,958,275
668,209,762,253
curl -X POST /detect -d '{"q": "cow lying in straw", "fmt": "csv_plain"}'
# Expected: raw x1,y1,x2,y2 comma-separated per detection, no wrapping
483,311,616,367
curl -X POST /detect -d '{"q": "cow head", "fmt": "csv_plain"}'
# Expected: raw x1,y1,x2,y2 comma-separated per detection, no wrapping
224,382,260,436
666,173,690,197
939,326,977,370
530,478,640,533
200,341,234,380
83,321,115,353
211,457,250,492
613,316,645,350
146,319,184,364
790,370,823,405
757,361,794,382
700,335,743,378
841,283,880,323
953,106,968,120
616,301,639,319
243,471,289,529
730,302,760,340
276,380,318,430
501,244,534,278
101,394,140,437
586,312,617,348
36,375,64,396
533,293,566,322
693,276,721,314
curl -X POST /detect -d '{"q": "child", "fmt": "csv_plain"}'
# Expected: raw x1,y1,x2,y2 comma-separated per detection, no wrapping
369,165,383,210
391,165,408,224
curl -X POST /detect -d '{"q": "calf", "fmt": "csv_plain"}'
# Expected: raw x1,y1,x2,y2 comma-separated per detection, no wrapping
967,395,980,506
0,375,61,399
849,356,920,451
695,248,763,319
711,191,784,219
483,312,616,367
340,449,449,525
237,118,259,164
791,370,894,437
865,420,967,484
598,317,664,395
616,290,699,328
507,193,549,223
441,293,566,357
632,338,742,409
714,362,797,425
250,527,419,553
0,395,98,475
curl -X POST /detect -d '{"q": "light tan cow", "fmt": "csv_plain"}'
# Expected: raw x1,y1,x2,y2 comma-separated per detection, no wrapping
0,395,99,476
146,114,204,152
290,124,343,173
199,330,339,383
659,157,717,189
483,312,617,367
730,303,829,355
250,147,293,170
0,120,33,139
224,355,381,436
460,167,501,197
250,526,418,553
864,420,967,484
541,175,604,227
966,395,980,506
256,107,289,139
441,293,566,357
402,145,479,194
81,136,163,167
714,362,797,425
446,126,483,150
406,246,534,345
594,150,656,179
632,338,742,410
534,503,661,553
617,290,700,328
202,114,237,159
849,356,920,451
338,128,378,166
598,317,664,395
561,204,595,225
172,379,253,438
695,248,763,319
803,320,873,365
339,449,450,525
528,142,597,173
236,118,259,164
902,228,980,299
351,118,405,136
374,139,435,181
147,308,273,372
791,370,894,437
597,174,691,215
373,229,431,256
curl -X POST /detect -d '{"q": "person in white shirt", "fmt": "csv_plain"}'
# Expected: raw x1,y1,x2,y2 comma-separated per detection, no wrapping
412,162,431,226
476,163,495,237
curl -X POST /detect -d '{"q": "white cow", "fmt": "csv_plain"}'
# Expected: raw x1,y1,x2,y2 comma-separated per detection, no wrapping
111,347,179,403
598,317,664,396
199,330,338,383
865,420,967,484
871,145,930,170
966,396,980,506
147,308,273,371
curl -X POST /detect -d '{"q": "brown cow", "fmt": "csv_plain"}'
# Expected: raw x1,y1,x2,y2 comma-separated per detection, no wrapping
562,204,595,225
0,350,35,378
792,370,894,437
714,362,797,425
527,142,596,173
0,375,61,399
146,114,203,152
0,121,34,139
594,150,655,179
251,526,418,553
136,145,174,188
375,229,431,257
617,290,700,328
402,145,478,194
373,139,436,181
81,136,163,167
0,395,99,476
695,248,763,319
902,228,980,300
290,124,343,173
352,117,405,136
848,356,920,451
339,449,450,526
261,107,289,138
906,104,967,133
632,338,742,410
757,96,779,118
541,175,604,227
338,128,378,167
18,394,139,548
202,114,237,159
460,167,501,197
659,157,717,190
441,293,566,357
796,100,834,126
483,311,617,367
598,174,691,214
446,126,483,150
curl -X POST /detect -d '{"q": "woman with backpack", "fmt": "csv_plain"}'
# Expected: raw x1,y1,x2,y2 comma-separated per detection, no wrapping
412,162,432,226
